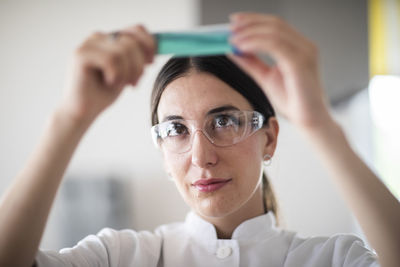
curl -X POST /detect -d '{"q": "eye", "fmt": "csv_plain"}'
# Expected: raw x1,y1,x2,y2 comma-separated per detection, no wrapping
213,114,239,128
164,122,188,137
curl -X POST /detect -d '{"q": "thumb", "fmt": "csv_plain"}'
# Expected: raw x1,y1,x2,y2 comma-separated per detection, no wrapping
228,54,272,86
228,54,288,118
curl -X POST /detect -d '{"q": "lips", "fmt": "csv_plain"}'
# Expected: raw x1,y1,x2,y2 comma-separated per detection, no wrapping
192,178,232,193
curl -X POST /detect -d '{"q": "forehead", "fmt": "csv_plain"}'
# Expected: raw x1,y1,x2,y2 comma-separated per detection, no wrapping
157,71,253,121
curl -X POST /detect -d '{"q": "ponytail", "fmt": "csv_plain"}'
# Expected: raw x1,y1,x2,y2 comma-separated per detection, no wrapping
262,173,279,226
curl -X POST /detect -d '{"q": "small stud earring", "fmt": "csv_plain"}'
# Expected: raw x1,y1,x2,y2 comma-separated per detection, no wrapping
263,154,272,166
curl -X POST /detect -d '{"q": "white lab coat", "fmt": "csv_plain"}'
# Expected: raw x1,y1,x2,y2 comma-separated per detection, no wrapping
36,212,379,266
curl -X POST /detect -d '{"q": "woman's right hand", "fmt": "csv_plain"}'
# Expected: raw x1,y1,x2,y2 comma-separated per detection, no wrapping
60,25,156,123
0,26,155,267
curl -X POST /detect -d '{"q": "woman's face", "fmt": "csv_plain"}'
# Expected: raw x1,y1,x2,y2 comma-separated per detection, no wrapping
157,71,277,219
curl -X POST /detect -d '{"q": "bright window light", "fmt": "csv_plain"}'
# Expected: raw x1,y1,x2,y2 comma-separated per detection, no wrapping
369,75,400,132
368,75,400,199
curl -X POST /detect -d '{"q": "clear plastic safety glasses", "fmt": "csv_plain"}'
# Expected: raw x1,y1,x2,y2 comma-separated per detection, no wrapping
151,110,265,153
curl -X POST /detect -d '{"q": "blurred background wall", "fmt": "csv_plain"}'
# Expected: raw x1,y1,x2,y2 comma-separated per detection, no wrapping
0,0,197,250
0,0,397,251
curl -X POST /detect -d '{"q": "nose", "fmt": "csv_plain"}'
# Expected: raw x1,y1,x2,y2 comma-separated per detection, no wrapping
191,130,218,168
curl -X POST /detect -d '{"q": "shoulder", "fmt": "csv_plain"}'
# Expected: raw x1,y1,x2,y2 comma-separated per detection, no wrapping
36,227,165,267
95,227,163,257
153,221,189,247
285,233,379,267
96,227,161,247
154,221,186,235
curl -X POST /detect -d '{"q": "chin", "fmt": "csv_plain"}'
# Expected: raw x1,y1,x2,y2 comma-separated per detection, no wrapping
194,197,239,219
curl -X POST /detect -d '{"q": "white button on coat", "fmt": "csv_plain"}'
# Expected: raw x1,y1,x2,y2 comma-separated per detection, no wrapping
216,246,232,259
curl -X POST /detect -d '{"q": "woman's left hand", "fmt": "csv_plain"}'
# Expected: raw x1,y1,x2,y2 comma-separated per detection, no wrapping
229,12,333,131
229,14,400,267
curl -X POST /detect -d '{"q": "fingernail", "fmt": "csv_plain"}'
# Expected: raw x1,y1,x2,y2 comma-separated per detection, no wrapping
232,46,243,56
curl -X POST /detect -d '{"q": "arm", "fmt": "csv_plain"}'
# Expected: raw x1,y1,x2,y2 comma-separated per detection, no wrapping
301,118,400,267
0,107,92,267
229,12,400,267
0,25,155,267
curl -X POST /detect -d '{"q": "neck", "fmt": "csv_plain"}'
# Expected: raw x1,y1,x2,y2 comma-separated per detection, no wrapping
199,185,265,239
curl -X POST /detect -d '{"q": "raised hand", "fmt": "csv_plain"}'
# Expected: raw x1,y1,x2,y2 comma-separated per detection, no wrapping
0,24,155,267
61,25,155,122
229,12,332,130
229,13,400,267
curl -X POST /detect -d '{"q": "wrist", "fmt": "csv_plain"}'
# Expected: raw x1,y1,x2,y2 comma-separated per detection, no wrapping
54,100,98,127
295,108,335,132
50,104,96,133
298,113,343,140
299,115,350,152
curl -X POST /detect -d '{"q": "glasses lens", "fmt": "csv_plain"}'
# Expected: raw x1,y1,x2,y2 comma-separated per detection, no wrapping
205,111,244,146
151,111,265,153
152,120,191,153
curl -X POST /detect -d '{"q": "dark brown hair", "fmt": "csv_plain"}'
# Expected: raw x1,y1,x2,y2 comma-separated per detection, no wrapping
150,56,279,222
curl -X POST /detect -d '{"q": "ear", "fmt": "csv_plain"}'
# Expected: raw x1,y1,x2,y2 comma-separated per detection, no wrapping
263,117,279,157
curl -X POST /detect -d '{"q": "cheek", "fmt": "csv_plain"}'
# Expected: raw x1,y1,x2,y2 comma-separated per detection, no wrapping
163,151,188,178
230,139,264,188
231,138,264,170
162,152,193,196
168,160,201,210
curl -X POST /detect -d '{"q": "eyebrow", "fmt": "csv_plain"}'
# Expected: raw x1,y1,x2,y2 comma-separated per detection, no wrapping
162,115,184,122
206,105,240,115
161,105,240,123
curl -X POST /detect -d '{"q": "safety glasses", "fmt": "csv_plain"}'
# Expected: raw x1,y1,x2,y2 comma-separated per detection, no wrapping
151,110,265,153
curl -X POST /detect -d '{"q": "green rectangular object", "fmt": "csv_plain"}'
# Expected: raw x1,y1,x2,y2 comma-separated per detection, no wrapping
154,25,234,57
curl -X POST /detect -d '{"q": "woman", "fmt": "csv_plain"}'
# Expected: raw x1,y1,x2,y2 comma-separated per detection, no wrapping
0,12,399,267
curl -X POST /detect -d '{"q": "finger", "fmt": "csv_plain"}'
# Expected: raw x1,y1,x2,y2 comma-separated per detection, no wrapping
128,42,146,86
231,15,316,57
230,12,313,52
115,34,141,87
76,31,148,90
231,22,288,43
123,34,147,86
80,32,127,87
76,44,121,87
231,17,312,53
230,12,283,31
122,25,156,63
104,32,147,87
100,49,126,87
228,54,272,88
228,54,286,109
231,33,297,67
234,32,318,74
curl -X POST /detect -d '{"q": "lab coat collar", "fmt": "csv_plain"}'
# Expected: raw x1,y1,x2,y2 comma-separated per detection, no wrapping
184,211,278,242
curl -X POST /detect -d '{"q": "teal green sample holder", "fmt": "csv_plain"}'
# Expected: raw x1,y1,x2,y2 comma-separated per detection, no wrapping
154,25,234,57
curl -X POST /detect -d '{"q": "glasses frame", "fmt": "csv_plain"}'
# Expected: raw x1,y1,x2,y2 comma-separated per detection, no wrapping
151,110,266,154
